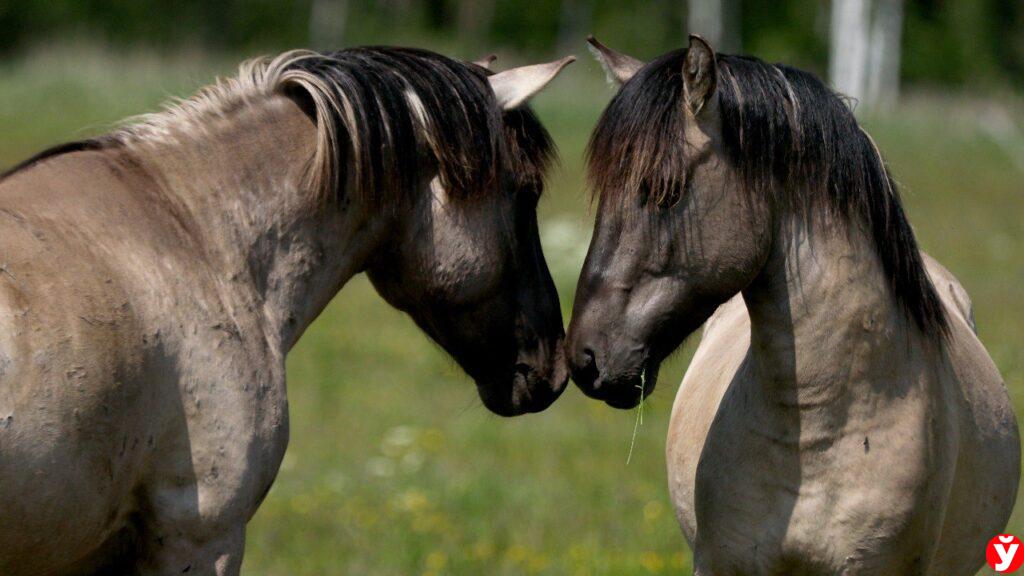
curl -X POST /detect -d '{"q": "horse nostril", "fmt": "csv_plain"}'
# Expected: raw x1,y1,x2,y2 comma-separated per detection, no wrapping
582,348,595,367
571,347,600,390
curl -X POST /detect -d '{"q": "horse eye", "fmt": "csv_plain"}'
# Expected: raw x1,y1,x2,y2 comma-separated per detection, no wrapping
657,176,691,209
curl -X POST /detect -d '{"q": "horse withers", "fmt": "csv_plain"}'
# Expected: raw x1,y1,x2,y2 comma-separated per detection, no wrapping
0,48,572,575
568,35,1019,575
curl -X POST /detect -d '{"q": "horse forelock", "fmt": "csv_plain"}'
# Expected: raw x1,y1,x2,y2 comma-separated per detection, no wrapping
587,49,948,337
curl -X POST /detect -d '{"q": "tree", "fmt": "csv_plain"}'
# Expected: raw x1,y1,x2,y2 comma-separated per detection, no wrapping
866,0,904,110
687,0,740,52
830,0,905,111
830,0,870,104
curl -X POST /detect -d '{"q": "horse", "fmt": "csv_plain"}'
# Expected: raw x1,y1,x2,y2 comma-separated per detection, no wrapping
0,47,573,575
567,35,1020,575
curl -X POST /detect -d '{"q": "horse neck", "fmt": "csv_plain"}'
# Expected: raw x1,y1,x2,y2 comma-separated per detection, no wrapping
740,209,920,415
132,95,387,353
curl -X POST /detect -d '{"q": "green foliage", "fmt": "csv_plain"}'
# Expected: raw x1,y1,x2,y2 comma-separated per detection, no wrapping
739,0,827,72
0,1,1021,89
902,0,1024,89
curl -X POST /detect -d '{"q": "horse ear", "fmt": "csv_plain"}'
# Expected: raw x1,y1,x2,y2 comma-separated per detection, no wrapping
683,34,718,116
586,35,644,85
472,54,497,69
487,56,576,110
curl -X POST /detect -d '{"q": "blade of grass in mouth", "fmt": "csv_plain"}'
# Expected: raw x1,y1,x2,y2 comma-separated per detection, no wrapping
626,371,646,465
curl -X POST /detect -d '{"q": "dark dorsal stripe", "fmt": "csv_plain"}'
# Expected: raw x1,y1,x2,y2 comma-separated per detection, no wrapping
0,139,107,182
587,48,948,336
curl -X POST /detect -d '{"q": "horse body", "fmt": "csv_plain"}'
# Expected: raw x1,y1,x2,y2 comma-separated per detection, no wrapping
667,234,1019,575
0,48,572,575
0,102,312,574
570,36,1020,576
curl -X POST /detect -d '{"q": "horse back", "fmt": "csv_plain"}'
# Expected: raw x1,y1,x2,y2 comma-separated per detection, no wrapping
929,268,1020,574
0,150,173,574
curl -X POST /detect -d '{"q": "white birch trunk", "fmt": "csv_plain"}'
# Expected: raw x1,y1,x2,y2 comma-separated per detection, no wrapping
687,0,740,52
688,0,725,49
830,0,871,105
865,0,904,110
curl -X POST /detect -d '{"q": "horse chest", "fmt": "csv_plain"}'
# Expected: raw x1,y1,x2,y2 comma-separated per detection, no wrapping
673,328,951,575
690,393,944,575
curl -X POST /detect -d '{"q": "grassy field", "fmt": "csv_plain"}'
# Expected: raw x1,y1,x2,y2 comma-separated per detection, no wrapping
1,46,1021,575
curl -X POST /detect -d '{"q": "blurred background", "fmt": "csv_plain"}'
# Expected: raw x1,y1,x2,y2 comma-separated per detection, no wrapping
0,1,1021,574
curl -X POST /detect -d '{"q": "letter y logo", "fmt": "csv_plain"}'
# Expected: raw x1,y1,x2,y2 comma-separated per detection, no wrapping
988,534,1024,573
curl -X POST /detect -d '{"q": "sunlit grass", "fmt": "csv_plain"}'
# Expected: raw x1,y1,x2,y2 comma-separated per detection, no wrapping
0,47,1020,575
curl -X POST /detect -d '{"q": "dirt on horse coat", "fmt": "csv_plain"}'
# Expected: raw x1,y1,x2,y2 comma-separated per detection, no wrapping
0,47,573,575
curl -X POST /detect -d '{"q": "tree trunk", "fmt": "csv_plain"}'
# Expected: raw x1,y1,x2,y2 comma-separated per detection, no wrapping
829,0,871,105
865,0,903,110
309,0,349,49
688,0,723,49
687,0,739,52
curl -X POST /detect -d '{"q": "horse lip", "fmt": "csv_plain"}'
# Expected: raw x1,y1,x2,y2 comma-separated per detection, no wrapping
600,355,659,409
477,362,567,417
512,369,535,405
513,365,568,414
604,394,641,409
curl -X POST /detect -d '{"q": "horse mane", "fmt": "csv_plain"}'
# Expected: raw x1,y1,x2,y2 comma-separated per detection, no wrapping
1,47,554,209
588,49,948,336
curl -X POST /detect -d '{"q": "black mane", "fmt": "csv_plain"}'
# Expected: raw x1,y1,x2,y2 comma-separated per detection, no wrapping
287,47,554,209
588,49,948,336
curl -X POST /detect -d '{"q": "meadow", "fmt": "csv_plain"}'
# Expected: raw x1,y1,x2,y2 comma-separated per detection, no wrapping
1,45,1021,575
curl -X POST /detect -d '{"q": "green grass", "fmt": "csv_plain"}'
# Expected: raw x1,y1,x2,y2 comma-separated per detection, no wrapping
0,47,1021,575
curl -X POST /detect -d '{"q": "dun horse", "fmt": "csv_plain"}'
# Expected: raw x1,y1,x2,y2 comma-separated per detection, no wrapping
0,47,572,575
569,36,1019,575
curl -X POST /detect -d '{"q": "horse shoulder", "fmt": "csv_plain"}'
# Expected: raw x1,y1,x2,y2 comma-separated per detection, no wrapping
0,150,286,572
667,295,751,546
